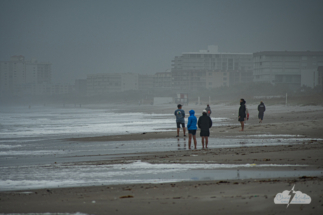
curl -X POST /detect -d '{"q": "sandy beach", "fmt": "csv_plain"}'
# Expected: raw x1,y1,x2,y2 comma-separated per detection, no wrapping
1,104,323,214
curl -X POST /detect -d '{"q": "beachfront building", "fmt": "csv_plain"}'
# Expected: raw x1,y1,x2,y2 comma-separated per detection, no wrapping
0,55,52,97
86,73,139,95
153,72,172,88
50,84,74,95
138,74,154,91
75,79,87,95
253,51,323,89
171,45,253,90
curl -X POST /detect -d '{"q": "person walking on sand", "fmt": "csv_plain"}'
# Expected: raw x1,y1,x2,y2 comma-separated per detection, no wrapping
187,110,197,149
198,110,213,149
174,104,186,137
258,101,266,123
205,104,212,117
238,99,247,131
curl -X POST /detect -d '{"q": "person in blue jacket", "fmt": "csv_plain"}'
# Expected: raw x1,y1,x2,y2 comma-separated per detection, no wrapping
187,110,197,149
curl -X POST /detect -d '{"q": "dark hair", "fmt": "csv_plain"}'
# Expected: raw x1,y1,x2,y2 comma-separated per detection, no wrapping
240,98,245,102
177,104,182,108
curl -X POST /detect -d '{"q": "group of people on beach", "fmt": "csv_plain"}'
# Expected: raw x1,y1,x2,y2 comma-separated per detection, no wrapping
174,104,212,149
174,100,266,149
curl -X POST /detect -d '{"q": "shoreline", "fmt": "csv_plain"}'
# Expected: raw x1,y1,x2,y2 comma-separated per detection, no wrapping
1,105,323,214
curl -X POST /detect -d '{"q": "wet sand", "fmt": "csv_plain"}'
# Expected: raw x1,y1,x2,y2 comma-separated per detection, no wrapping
1,177,322,215
1,105,323,214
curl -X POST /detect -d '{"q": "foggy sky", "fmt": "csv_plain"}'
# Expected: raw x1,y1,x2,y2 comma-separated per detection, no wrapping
0,0,322,84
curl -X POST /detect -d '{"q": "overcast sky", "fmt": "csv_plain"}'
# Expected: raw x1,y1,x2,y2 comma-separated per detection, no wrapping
0,0,322,83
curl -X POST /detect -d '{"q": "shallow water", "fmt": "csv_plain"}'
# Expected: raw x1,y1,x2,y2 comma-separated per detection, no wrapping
1,106,321,192
1,160,321,192
0,136,318,167
0,105,230,139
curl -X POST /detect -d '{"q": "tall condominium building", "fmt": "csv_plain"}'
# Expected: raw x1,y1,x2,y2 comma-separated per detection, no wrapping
86,73,139,95
253,51,323,89
171,45,253,90
0,55,51,96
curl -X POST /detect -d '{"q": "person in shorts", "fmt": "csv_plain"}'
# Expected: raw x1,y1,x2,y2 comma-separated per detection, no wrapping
198,110,213,149
187,110,197,149
174,104,186,137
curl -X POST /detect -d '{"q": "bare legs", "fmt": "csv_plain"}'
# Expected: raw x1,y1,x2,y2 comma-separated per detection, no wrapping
188,133,197,149
239,121,244,131
177,127,186,137
201,136,209,149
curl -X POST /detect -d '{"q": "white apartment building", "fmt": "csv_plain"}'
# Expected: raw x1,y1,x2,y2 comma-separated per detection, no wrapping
86,73,139,95
253,51,323,89
171,45,253,90
0,55,51,96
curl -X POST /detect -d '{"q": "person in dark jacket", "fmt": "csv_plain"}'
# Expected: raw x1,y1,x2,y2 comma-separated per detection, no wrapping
187,110,197,149
238,99,247,131
198,110,213,149
205,104,212,117
258,101,266,123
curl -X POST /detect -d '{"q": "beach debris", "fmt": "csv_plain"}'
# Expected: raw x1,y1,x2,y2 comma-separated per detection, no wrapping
216,181,230,184
92,200,96,203
173,197,181,199
299,176,317,179
263,158,271,161
119,195,134,198
142,132,146,134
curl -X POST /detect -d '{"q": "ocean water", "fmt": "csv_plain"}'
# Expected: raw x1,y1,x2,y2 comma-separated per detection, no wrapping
0,105,228,139
1,160,321,191
1,105,321,191
0,105,232,167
